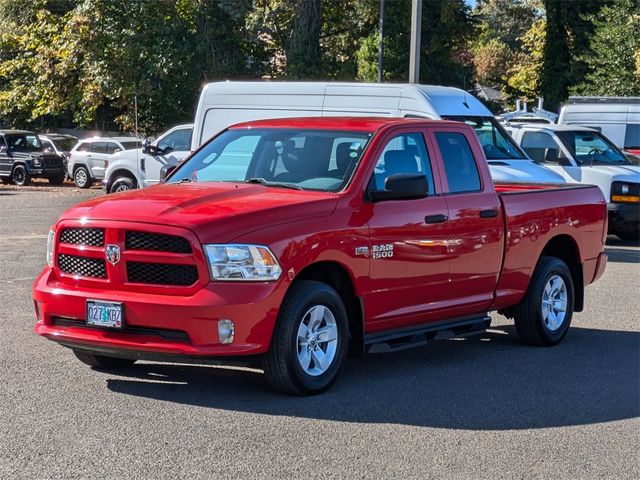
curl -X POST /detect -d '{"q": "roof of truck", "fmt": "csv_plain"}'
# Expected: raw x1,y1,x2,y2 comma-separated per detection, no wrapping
229,116,462,132
507,123,598,133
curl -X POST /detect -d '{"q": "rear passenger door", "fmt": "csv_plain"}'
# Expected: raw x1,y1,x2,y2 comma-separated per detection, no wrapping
365,129,451,331
429,128,504,316
86,142,109,178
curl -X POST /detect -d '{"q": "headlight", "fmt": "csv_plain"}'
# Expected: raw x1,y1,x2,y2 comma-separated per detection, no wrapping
611,181,640,203
204,244,282,281
46,230,55,267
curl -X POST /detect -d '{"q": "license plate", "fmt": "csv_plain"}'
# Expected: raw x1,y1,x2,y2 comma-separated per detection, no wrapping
86,300,123,329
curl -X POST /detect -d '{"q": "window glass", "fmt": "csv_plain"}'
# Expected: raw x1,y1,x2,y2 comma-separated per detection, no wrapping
88,142,107,153
371,132,435,194
442,115,526,159
5,134,43,151
106,143,121,154
521,131,563,164
120,141,140,150
76,142,91,152
624,125,640,149
157,129,191,152
168,128,372,192
435,131,481,193
557,131,629,165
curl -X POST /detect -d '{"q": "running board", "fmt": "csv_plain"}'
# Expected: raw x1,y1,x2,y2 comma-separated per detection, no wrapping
365,315,491,354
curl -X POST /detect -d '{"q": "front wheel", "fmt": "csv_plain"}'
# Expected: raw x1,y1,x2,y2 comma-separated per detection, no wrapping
109,176,136,193
263,281,349,395
73,350,136,369
73,166,92,188
513,256,574,346
48,174,66,185
11,165,30,186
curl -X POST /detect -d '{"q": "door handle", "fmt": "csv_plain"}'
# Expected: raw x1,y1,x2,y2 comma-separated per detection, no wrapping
425,214,448,224
479,209,499,218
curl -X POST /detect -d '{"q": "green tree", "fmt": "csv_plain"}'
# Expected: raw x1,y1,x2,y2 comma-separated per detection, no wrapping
506,18,545,101
574,0,640,96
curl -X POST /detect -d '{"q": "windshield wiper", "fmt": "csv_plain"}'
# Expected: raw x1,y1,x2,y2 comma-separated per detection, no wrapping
245,178,303,190
179,177,195,183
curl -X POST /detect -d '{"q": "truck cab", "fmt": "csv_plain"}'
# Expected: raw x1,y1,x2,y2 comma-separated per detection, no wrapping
507,123,640,241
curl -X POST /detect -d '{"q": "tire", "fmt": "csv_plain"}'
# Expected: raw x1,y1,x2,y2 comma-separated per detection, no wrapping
513,256,574,346
11,165,30,186
73,165,92,188
263,280,349,395
73,349,136,369
616,227,639,242
109,176,136,193
48,174,66,185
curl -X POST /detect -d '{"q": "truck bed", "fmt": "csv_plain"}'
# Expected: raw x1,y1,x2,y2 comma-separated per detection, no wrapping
492,182,607,310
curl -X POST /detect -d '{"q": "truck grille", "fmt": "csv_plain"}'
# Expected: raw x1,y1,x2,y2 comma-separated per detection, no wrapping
125,231,191,253
59,228,105,247
127,262,198,286
54,224,201,290
58,254,107,278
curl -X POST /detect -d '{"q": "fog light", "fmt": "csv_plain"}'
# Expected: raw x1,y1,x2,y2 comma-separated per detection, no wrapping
218,319,235,344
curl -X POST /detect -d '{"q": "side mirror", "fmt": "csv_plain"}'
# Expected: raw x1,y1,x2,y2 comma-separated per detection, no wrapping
0,145,7,153
159,165,177,182
544,148,558,163
142,139,156,155
368,173,427,202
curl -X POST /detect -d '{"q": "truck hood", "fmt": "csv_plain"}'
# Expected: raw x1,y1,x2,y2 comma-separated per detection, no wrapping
574,164,640,181
59,183,338,243
488,159,566,183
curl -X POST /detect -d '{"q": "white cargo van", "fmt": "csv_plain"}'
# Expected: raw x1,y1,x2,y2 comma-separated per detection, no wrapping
558,97,640,156
191,82,564,183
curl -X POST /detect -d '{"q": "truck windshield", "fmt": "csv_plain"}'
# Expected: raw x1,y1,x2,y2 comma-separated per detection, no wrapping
557,131,629,165
6,134,43,152
167,128,372,192
442,115,527,160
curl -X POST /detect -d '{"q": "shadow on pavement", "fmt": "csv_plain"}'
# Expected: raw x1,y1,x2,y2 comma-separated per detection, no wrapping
105,326,639,430
605,247,640,263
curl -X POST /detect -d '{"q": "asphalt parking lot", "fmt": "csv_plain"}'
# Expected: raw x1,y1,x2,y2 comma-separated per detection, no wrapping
1,181,638,479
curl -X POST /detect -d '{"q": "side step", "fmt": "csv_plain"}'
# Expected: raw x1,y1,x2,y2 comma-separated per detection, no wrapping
365,315,491,354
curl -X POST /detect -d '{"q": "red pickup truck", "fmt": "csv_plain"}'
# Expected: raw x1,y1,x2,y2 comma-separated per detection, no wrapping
33,118,608,395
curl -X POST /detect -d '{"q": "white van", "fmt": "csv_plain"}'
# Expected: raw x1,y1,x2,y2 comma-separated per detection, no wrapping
558,97,640,156
191,81,565,184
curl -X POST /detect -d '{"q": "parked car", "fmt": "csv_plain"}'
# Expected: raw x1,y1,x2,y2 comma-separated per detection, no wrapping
40,133,79,180
34,117,607,395
103,124,192,193
558,96,640,157
190,81,565,184
507,123,640,241
0,130,66,186
68,136,140,188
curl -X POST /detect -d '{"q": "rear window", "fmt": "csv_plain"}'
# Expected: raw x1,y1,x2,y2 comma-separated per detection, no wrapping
434,132,481,193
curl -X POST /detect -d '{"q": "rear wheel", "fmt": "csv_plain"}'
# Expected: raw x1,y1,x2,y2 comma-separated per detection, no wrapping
263,281,349,395
513,256,574,346
109,176,136,193
73,350,136,369
73,166,92,188
11,165,30,186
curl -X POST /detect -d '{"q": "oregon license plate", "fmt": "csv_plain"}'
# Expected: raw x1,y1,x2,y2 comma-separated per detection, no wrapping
86,300,123,328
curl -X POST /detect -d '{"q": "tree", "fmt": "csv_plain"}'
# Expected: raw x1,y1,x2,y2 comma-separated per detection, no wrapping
506,18,545,101
574,0,640,96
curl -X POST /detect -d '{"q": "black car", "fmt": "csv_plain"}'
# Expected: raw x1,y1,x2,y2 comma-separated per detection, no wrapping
0,130,66,186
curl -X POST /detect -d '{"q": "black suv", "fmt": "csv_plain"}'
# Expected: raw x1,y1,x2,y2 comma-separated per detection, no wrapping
0,130,66,186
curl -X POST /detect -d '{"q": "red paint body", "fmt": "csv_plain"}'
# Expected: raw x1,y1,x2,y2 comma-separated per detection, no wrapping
33,118,608,359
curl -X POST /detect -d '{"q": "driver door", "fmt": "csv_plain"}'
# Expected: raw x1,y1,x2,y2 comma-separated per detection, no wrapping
141,127,192,186
520,130,576,181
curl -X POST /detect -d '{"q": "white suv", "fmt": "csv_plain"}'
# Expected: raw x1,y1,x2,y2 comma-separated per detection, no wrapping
68,136,140,188
103,124,192,193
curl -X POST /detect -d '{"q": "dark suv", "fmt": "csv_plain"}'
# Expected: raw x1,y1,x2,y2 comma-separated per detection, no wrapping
0,130,66,186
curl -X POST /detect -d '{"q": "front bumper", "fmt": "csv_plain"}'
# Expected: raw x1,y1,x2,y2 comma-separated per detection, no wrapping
27,164,65,178
607,202,639,231
33,268,286,358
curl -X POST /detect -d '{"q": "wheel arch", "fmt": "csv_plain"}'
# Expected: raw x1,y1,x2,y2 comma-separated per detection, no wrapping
539,234,584,312
293,261,365,357
109,168,138,185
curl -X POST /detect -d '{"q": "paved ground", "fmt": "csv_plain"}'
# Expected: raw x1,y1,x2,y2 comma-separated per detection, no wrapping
1,182,638,479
